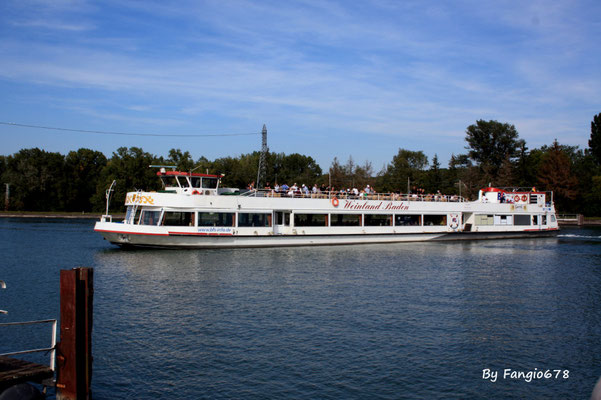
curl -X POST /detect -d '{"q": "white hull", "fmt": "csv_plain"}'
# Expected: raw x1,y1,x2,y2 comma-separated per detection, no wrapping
95,222,558,249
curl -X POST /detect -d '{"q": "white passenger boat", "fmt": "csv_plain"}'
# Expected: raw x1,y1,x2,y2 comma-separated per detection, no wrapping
94,169,559,248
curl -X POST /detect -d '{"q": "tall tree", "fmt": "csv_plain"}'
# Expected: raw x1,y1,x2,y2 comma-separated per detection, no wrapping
424,154,442,192
3,148,66,210
537,140,578,212
64,148,107,211
448,154,480,199
496,156,515,187
589,112,601,165
465,120,524,180
379,149,428,192
167,149,195,171
92,147,162,211
327,157,345,190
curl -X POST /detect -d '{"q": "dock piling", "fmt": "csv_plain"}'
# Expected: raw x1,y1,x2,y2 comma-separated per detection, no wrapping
56,268,93,400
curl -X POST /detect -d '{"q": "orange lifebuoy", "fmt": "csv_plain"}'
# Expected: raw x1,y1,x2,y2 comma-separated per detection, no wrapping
521,195,527,202
514,195,520,202
332,197,339,207
192,190,200,195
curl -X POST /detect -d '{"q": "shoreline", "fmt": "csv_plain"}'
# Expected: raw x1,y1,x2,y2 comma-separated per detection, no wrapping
0,212,125,220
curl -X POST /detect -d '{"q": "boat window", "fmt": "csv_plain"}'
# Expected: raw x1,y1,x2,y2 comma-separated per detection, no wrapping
176,176,190,188
395,215,421,226
163,211,194,227
365,214,392,226
330,214,361,226
475,215,494,225
140,210,161,225
494,215,513,225
125,206,134,222
161,176,179,188
542,215,547,225
197,212,234,227
275,212,290,225
424,214,447,226
294,213,327,227
514,214,530,225
190,177,202,188
238,213,272,227
532,215,539,225
202,178,218,189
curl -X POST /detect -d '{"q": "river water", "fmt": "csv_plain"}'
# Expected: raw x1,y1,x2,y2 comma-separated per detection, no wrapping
1,218,600,399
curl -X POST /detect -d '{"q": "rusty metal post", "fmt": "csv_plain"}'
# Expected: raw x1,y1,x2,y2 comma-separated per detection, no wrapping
56,268,93,400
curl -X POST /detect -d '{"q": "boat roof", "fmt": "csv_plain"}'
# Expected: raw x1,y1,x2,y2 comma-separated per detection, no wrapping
157,171,222,178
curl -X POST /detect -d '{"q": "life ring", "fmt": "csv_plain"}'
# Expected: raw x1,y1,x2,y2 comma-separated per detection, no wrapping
332,197,339,207
514,195,520,202
449,214,459,230
521,195,527,202
192,190,200,195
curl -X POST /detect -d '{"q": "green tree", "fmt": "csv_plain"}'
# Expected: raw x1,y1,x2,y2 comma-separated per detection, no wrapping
353,160,374,190
327,157,345,190
270,153,322,186
93,147,162,212
3,148,66,211
167,149,195,171
496,156,515,187
465,120,524,180
211,155,248,188
589,112,601,165
572,148,601,216
447,154,480,199
64,148,107,211
537,140,579,212
378,149,428,192
424,154,442,193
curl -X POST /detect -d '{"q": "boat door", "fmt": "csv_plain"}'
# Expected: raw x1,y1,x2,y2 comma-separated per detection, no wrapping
532,214,541,230
274,211,291,235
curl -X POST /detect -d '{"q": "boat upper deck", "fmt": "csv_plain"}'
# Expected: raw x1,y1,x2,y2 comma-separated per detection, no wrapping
240,189,467,203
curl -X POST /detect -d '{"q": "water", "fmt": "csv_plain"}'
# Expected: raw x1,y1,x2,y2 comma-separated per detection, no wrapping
1,218,600,399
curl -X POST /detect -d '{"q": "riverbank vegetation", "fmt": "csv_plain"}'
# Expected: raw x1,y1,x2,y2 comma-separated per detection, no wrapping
2,114,600,215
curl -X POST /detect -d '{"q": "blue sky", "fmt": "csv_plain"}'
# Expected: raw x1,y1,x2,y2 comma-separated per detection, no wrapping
1,0,600,172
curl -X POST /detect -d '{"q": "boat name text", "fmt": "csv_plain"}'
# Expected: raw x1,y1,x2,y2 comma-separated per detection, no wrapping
342,200,409,211
125,194,155,205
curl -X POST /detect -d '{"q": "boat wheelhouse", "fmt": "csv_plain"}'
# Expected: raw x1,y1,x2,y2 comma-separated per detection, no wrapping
94,169,559,248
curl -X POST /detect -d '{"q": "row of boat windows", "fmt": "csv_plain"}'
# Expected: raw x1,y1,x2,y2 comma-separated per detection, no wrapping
136,210,446,227
135,210,554,228
475,214,553,226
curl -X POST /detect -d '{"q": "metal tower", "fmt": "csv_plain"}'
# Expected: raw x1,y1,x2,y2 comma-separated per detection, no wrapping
256,124,268,189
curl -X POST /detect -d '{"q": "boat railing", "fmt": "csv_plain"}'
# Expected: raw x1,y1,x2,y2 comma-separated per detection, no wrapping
241,189,466,202
0,319,58,371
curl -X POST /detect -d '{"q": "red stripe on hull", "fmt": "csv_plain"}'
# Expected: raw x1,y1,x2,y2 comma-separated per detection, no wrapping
94,229,169,236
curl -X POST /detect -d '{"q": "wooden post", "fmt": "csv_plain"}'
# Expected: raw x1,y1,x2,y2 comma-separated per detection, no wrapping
56,268,93,400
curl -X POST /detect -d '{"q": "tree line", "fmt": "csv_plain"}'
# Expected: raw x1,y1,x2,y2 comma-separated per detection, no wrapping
1,114,600,215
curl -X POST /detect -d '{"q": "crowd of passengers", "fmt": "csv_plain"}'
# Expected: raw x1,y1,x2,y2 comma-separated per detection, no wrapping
245,181,461,202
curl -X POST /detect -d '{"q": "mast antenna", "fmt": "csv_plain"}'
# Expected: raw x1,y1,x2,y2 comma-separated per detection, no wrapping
256,124,268,189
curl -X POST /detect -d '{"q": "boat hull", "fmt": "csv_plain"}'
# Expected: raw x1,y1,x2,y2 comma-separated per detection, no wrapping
95,223,559,249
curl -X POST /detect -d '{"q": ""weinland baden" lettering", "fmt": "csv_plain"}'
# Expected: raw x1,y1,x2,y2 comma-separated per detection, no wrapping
342,200,409,211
